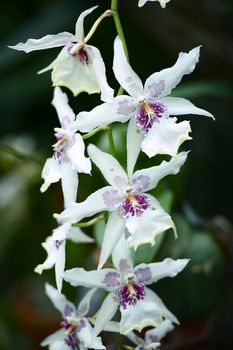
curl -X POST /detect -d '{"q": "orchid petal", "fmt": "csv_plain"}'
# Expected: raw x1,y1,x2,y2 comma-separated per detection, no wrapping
94,293,118,336
8,32,75,53
34,236,57,274
88,45,114,102
113,37,143,99
98,211,125,269
144,46,201,99
162,96,214,119
138,0,171,8
55,239,66,292
119,288,163,334
141,117,191,158
112,234,134,272
55,186,115,224
126,207,174,250
127,117,144,180
147,258,189,284
75,6,98,41
50,341,70,350
132,151,188,193
66,133,91,173
52,87,75,127
101,321,120,333
76,95,136,133
88,144,128,192
40,157,61,193
67,226,94,243
120,287,178,335
145,319,174,344
60,161,78,209
77,288,97,316
78,318,105,349
45,283,76,317
51,46,103,97
64,267,121,291
41,329,65,347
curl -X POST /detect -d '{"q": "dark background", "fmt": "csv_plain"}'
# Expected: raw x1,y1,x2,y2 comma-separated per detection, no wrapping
0,0,233,349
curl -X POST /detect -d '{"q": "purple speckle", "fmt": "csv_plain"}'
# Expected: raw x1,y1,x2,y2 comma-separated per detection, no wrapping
64,304,75,317
117,99,136,116
118,283,146,309
102,189,121,208
119,259,131,273
61,321,79,349
132,175,150,193
135,267,152,284
77,48,89,64
149,334,159,342
76,319,86,333
147,80,165,98
55,239,64,249
103,271,121,288
61,115,71,129
121,194,150,218
136,102,166,134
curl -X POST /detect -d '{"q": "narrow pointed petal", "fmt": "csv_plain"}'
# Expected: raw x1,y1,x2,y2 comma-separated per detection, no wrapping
88,144,128,191
75,6,98,41
45,283,76,317
34,236,57,274
132,151,188,193
101,321,120,333
77,288,97,316
60,161,78,209
52,87,75,127
41,329,65,347
55,239,66,292
144,46,201,99
162,96,214,119
127,118,144,180
147,258,189,284
40,157,61,193
67,226,94,243
98,211,125,269
88,45,114,102
112,234,134,272
78,318,105,349
138,0,171,8
55,186,116,224
126,207,174,250
94,293,118,336
145,319,174,344
8,32,75,53
66,133,91,173
64,267,121,291
76,95,136,133
113,37,143,99
141,117,191,158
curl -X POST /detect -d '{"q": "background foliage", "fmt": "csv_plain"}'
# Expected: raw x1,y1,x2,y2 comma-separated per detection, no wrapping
0,0,233,349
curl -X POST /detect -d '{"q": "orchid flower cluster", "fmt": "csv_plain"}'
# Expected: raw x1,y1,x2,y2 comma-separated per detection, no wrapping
9,1,213,349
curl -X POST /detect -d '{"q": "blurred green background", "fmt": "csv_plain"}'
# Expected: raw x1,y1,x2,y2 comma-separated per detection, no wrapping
0,0,233,349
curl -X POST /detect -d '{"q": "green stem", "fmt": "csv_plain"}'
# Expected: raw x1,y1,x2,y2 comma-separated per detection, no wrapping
72,215,105,228
107,0,130,157
111,0,129,62
107,126,116,157
82,125,109,140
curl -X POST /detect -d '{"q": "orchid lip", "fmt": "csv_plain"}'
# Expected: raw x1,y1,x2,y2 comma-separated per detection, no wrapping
120,194,150,218
136,101,167,134
118,282,146,309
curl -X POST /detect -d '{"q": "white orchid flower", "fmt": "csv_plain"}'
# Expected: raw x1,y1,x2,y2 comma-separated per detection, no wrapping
138,0,172,8
42,284,105,350
8,6,114,101
40,87,91,209
55,144,187,267
76,37,213,173
102,318,174,349
64,235,189,335
35,223,94,292
126,319,174,349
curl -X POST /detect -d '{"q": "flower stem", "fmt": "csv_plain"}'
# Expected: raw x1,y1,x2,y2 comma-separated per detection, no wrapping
107,0,130,156
111,0,129,62
72,214,105,228
82,125,109,140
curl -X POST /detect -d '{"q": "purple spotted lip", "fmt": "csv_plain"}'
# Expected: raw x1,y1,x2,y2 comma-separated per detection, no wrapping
121,194,150,218
136,102,166,134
